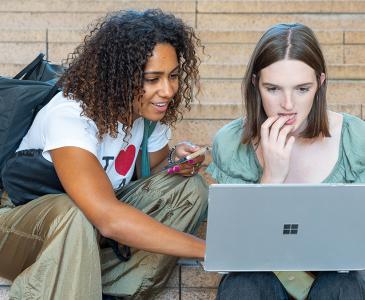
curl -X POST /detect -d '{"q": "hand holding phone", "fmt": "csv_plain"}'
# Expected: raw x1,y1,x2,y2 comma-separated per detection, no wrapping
165,144,210,176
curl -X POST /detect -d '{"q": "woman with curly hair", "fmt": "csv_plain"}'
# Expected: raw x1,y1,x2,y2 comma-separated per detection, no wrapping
0,9,207,299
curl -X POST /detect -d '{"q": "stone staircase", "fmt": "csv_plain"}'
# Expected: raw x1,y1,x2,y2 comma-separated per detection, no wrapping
1,0,365,299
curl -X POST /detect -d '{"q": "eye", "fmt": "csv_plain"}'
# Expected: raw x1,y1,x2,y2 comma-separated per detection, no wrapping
297,87,310,93
266,86,279,93
144,77,158,83
170,73,179,80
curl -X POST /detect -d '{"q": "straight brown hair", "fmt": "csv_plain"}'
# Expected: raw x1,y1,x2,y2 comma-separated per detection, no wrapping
242,23,330,144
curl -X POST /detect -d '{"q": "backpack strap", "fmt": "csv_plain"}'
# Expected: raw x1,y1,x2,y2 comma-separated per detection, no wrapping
13,53,45,80
140,119,157,178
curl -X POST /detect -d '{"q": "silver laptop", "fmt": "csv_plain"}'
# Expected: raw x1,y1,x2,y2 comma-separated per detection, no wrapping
204,184,365,272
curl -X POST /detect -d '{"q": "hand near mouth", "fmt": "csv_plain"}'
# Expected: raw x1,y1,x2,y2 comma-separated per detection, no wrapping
259,115,296,183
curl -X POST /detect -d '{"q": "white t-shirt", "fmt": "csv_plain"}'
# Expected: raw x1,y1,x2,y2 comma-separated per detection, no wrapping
18,92,171,189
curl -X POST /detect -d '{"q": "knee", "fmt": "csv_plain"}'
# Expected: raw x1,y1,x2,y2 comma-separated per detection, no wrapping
184,174,208,209
217,272,288,300
39,194,93,238
308,272,365,299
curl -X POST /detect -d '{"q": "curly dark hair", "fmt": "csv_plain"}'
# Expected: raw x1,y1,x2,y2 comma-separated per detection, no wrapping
59,9,201,138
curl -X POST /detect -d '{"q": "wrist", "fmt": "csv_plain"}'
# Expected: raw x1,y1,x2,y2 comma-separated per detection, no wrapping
260,172,284,184
168,146,177,164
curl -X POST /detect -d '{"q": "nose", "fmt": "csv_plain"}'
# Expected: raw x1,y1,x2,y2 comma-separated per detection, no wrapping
159,78,174,99
281,91,294,110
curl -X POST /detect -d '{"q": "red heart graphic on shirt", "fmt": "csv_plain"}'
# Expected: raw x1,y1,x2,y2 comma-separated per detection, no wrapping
115,145,136,176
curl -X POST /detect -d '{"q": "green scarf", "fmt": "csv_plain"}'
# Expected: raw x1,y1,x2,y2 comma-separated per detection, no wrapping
140,118,157,178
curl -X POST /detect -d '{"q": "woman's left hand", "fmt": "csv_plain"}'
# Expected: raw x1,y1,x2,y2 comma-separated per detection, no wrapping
167,142,205,177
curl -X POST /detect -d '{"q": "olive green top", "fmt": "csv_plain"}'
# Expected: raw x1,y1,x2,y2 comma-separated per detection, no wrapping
206,113,365,299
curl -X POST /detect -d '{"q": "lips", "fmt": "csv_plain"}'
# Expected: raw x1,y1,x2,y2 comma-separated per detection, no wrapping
278,113,297,125
152,101,169,113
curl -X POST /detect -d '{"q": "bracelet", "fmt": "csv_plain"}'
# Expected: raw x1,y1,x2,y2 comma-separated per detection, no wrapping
168,146,176,165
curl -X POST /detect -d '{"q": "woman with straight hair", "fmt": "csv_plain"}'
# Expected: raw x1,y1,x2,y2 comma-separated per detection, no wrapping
207,23,365,299
0,9,208,299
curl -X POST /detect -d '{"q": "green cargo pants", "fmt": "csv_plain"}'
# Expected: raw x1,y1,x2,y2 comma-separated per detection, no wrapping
0,172,208,300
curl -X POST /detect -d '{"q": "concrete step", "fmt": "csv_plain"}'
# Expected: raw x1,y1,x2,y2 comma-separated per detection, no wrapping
156,261,221,300
197,1,365,14
201,43,364,65
1,27,365,73
183,103,364,120
200,64,365,80
0,12,195,30
0,266,219,300
198,29,345,44
346,31,365,44
0,43,46,65
2,0,363,15
0,13,363,32
197,79,365,105
0,0,195,13
2,61,365,82
1,41,364,68
4,29,365,45
44,42,365,66
197,14,365,31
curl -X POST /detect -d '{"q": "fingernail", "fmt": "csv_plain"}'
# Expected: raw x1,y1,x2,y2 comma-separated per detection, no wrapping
188,159,195,164
167,168,173,174
173,165,180,172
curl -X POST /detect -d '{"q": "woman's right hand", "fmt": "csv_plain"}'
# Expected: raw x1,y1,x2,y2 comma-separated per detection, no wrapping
260,115,295,183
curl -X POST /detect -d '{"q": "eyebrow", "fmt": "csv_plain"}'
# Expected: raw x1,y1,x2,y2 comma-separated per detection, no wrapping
144,66,179,75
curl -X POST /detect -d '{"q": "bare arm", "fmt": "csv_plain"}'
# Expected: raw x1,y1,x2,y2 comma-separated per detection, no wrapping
51,146,205,258
150,144,169,172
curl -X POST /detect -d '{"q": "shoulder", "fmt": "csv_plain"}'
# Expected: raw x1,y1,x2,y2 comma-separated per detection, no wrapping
207,118,260,183
213,118,245,146
340,113,365,180
45,92,84,116
43,93,96,129
210,118,245,163
341,113,365,153
42,93,98,142
342,113,365,134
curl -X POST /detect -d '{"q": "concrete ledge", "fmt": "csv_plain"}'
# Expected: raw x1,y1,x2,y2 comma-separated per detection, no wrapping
198,1,365,14
196,79,365,105
0,12,195,30
0,1,196,13
0,43,46,64
345,45,365,64
197,14,365,31
201,44,344,65
200,64,365,80
345,31,365,44
198,29,344,44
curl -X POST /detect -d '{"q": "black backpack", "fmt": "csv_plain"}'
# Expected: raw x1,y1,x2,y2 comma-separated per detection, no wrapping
0,53,63,188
